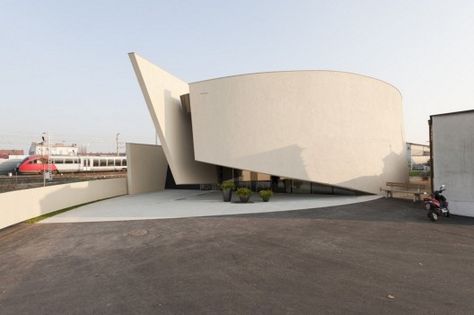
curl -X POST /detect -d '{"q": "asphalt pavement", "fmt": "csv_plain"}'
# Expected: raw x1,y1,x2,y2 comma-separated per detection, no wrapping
1,198,473,314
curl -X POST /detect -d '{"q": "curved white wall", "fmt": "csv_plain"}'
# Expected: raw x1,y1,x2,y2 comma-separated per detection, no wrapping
190,71,408,194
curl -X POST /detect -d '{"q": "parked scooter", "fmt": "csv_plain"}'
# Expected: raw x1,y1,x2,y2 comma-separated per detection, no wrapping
424,185,449,222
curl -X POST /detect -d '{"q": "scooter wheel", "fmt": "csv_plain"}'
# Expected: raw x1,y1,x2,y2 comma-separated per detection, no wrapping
428,211,438,222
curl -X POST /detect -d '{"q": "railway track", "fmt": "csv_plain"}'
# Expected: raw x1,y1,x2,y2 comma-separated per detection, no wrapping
0,171,126,179
0,172,127,193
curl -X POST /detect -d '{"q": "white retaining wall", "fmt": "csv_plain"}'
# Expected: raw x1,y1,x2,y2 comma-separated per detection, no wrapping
0,178,127,230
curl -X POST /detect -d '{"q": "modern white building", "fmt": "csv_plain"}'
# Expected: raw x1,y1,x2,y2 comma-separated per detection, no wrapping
430,110,474,217
128,53,408,195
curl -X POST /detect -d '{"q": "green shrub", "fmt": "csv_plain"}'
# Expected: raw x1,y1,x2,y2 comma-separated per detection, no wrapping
236,187,252,197
259,189,273,201
220,180,235,190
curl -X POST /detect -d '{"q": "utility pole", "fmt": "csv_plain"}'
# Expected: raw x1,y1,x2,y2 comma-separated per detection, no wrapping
116,133,120,156
42,133,46,186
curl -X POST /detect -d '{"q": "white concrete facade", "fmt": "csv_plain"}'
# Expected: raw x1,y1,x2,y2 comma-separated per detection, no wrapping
431,110,474,217
129,53,216,185
126,143,168,195
129,53,408,194
190,71,407,194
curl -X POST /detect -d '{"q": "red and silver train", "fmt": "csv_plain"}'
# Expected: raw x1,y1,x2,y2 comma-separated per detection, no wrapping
17,155,127,174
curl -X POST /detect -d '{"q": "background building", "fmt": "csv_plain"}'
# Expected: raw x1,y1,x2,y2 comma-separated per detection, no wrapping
0,149,24,159
0,150,26,175
129,53,408,195
406,142,430,171
430,110,474,217
29,142,78,156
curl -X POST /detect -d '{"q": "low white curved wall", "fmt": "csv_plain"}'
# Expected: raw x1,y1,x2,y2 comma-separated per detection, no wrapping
0,178,127,230
190,71,408,194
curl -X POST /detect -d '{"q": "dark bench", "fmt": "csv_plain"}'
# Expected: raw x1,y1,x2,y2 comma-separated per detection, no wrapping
380,182,426,202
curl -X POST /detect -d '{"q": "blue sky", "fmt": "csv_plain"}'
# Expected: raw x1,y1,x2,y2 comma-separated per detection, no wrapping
1,0,473,152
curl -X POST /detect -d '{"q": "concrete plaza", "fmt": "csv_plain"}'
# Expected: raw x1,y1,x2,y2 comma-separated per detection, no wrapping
41,190,380,223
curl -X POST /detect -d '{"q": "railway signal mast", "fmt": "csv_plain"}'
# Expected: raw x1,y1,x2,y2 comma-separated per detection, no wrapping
41,132,52,186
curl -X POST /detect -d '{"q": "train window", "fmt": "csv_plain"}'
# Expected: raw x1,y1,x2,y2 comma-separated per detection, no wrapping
122,159,127,166
93,159,99,167
100,159,107,166
115,159,120,166
56,159,64,164
65,159,73,164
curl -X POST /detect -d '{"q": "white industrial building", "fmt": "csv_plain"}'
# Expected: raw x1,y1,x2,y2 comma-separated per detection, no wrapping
430,110,474,217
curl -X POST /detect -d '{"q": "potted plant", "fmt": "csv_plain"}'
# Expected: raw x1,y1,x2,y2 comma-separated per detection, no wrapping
220,180,235,202
259,189,273,202
236,187,252,203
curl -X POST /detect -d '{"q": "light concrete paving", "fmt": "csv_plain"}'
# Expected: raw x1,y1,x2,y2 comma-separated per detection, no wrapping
41,190,381,223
